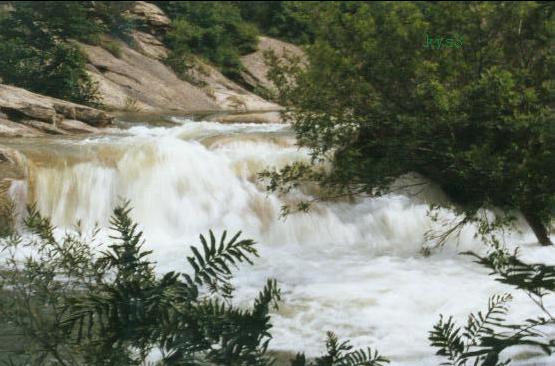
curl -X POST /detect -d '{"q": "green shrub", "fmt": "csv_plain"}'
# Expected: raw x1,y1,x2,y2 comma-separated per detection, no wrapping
0,2,135,44
0,2,103,106
163,1,259,80
1,2,104,44
0,37,99,106
0,2,138,106
237,1,318,45
92,1,136,41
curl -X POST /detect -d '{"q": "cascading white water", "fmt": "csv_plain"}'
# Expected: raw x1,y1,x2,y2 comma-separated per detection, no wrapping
8,118,555,365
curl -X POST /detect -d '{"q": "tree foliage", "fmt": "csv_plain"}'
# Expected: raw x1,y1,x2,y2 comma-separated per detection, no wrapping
0,1,136,105
0,38,99,106
264,1,555,246
236,1,318,45
161,1,259,80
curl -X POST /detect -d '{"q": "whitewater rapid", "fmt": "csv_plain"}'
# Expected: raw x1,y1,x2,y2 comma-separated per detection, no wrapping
4,116,555,365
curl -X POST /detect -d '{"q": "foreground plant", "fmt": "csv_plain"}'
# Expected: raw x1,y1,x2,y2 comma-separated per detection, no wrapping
430,247,555,365
291,331,389,366
0,203,384,365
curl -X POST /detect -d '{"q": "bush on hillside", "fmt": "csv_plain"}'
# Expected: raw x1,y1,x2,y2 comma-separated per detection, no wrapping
162,1,258,80
0,2,138,106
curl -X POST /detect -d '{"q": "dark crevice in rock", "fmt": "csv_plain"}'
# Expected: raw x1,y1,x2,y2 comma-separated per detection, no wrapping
0,107,27,122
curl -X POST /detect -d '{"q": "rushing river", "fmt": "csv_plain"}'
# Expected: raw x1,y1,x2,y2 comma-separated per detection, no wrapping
2,115,554,365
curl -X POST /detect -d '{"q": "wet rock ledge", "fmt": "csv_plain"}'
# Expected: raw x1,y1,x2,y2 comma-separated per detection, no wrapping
0,84,113,137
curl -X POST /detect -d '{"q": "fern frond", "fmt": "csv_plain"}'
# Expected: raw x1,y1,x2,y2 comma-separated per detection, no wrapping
464,249,555,297
254,279,282,313
184,229,258,298
311,332,389,366
101,201,155,284
464,294,512,345
338,347,389,366
23,204,56,243
429,315,465,365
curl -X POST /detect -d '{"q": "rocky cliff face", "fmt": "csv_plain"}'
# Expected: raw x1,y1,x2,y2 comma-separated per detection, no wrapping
0,1,300,136
82,39,222,113
82,1,282,114
0,84,113,137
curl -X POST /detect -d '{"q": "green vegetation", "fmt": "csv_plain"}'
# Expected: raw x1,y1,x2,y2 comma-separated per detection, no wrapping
92,1,137,41
430,245,555,365
0,39,98,106
3,2,104,43
263,1,555,246
2,205,554,365
0,3,98,105
161,1,259,80
291,332,389,366
236,1,317,45
1,2,554,365
0,2,135,106
0,203,385,365
160,1,319,81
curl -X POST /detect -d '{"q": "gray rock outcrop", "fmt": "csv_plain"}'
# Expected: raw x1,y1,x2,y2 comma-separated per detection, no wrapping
82,34,281,113
241,36,305,93
82,1,282,114
0,84,112,137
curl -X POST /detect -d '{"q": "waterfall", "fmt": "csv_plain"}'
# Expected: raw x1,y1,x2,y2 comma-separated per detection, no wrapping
7,119,554,365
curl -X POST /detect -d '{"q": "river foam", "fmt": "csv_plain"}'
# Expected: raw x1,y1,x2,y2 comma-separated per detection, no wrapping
7,118,554,365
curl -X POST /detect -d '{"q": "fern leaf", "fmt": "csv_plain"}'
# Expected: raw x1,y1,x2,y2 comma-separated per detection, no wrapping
429,315,465,365
186,230,258,297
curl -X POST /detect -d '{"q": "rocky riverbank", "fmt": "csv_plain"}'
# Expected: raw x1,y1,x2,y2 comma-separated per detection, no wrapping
0,84,113,137
80,1,295,114
0,1,302,138
0,0,303,230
